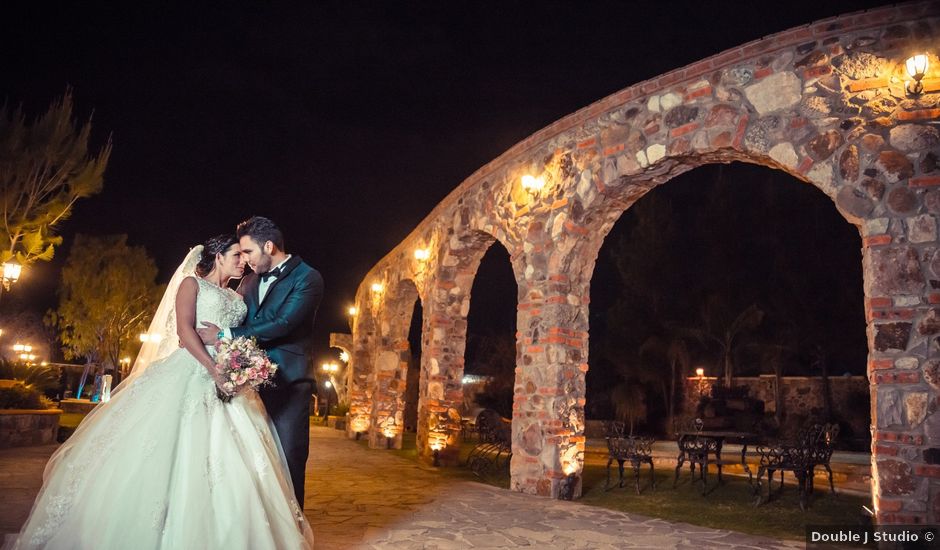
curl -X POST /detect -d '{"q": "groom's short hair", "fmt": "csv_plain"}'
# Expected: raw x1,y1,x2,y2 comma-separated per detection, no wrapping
237,216,285,251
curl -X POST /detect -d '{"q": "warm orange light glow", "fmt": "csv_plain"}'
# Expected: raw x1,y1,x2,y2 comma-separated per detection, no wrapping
351,417,370,434
414,248,430,261
695,367,705,377
347,306,358,316
371,282,384,293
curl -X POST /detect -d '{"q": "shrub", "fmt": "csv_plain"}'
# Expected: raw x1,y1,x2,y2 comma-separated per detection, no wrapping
0,382,47,409
0,360,60,393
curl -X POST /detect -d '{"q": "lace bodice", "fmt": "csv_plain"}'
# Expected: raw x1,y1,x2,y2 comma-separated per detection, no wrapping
194,277,247,328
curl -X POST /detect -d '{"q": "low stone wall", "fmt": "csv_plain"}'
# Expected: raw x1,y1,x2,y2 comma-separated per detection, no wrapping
683,375,870,443
59,398,98,415
0,409,62,448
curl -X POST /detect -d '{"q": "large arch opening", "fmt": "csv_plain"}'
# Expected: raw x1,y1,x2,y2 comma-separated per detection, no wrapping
404,297,423,433
587,160,869,470
464,241,518,422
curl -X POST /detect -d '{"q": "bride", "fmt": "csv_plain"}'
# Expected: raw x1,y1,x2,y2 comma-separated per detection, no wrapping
5,235,314,550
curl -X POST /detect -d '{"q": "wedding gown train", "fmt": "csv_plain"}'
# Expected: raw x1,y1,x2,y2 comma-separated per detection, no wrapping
5,277,314,549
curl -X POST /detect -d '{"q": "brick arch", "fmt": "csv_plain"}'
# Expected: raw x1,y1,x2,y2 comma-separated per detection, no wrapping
352,1,940,522
415,228,525,464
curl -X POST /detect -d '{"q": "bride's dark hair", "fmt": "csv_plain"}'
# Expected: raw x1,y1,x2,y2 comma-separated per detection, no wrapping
195,234,239,277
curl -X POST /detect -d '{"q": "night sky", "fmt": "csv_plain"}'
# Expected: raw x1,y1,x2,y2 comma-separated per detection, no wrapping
1,1,890,364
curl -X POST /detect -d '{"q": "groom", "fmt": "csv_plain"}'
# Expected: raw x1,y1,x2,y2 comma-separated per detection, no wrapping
198,216,324,505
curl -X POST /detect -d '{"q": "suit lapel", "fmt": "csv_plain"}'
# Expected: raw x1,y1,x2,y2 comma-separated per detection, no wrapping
258,256,302,309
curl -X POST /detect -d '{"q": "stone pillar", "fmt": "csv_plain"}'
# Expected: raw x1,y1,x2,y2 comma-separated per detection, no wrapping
510,274,587,498
863,224,940,524
345,312,374,439
368,341,408,449
415,277,469,466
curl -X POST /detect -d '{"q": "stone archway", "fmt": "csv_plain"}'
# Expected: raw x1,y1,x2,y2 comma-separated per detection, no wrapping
415,228,524,465
351,2,940,523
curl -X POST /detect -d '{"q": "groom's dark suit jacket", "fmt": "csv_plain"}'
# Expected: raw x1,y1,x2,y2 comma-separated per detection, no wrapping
231,255,322,504
232,255,324,383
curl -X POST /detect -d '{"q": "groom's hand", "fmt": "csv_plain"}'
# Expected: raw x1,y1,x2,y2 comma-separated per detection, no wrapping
197,322,222,345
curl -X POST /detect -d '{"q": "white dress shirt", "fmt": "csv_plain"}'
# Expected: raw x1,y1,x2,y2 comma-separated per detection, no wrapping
258,254,291,303
222,255,291,339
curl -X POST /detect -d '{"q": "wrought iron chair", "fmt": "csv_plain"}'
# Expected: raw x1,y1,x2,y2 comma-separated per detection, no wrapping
603,421,655,494
753,422,839,510
673,418,708,489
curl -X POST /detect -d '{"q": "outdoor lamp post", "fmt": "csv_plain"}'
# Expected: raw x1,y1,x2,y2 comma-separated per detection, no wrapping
321,361,340,416
323,380,334,417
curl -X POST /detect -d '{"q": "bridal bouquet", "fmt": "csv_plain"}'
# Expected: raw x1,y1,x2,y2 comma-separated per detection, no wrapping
214,336,278,402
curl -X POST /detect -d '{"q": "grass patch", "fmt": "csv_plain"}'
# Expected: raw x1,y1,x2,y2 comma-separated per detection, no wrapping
373,431,871,541
578,466,870,541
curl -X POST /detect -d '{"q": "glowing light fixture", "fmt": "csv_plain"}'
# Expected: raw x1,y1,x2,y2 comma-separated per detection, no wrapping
347,306,358,316
371,282,384,293
906,53,929,94
339,350,349,363
414,248,430,261
521,174,545,194
2,262,21,290
695,367,705,377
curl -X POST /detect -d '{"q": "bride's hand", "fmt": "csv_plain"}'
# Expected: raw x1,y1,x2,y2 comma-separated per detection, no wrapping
210,372,234,402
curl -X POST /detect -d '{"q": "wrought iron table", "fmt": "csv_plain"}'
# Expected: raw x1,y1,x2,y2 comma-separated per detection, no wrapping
674,429,757,493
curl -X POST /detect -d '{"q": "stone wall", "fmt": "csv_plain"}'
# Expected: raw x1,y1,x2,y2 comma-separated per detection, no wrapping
347,1,940,523
0,409,62,447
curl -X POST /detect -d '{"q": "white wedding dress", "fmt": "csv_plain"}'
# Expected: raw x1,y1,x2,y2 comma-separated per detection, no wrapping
5,276,314,550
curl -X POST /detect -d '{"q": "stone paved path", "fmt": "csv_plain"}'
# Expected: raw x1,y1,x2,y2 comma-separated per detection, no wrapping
2,427,802,549
303,427,800,549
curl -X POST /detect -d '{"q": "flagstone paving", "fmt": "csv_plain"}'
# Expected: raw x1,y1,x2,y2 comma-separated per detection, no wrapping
2,426,802,549
302,427,800,549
